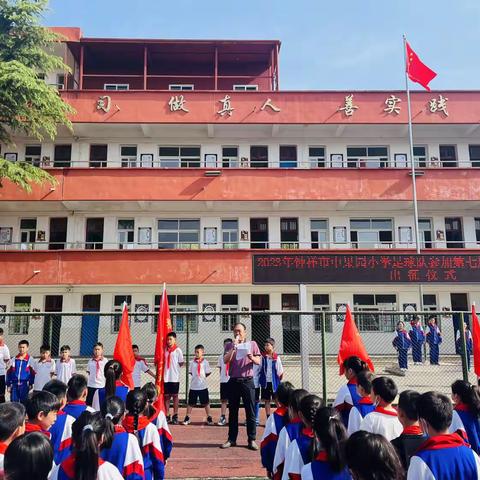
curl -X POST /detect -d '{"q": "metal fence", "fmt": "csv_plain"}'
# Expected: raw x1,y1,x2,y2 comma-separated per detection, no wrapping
0,310,474,403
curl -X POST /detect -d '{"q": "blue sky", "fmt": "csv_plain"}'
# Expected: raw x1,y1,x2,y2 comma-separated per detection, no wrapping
44,0,480,91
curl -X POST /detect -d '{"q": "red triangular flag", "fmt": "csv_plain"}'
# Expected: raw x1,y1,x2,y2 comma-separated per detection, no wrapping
405,41,437,91
337,305,375,375
471,305,480,377
113,303,135,390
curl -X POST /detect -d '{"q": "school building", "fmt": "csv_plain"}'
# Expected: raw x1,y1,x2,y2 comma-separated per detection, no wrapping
1,27,480,357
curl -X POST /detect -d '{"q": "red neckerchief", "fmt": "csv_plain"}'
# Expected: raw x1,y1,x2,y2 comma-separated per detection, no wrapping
57,409,66,416
114,424,126,433
403,425,423,436
347,378,358,386
358,397,374,405
60,357,72,363
38,357,52,364
123,414,151,433
61,455,105,478
92,356,104,379
225,361,230,377
0,442,7,455
25,422,50,438
315,451,328,462
0,339,4,347
290,417,302,424
15,353,30,361
374,406,398,417
455,402,470,412
194,358,203,376
115,380,128,388
301,427,314,438
262,352,278,360
166,345,178,369
418,433,468,452
275,406,288,416
68,400,86,406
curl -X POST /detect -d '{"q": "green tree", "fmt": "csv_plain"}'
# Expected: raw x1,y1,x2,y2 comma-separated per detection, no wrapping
0,0,74,193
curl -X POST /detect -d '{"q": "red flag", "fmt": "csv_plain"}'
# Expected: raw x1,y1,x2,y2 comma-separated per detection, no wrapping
405,41,437,91
113,303,135,390
472,305,480,377
337,305,375,375
154,284,173,401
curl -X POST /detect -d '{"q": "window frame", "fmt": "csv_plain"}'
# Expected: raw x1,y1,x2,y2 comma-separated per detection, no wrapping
157,218,200,249
310,219,329,249
346,146,389,168
349,218,393,249
221,219,239,249
233,85,258,91
308,146,326,168
222,146,239,168
153,294,198,333
10,296,31,335
104,84,129,91
312,294,332,333
112,295,132,333
221,294,239,332
25,145,41,166
117,219,135,249
353,293,397,332
168,84,194,91
120,145,138,168
158,146,201,168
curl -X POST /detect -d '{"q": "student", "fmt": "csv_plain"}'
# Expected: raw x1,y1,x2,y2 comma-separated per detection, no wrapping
56,345,77,385
92,360,129,411
64,374,95,420
123,389,165,480
6,339,35,403
450,379,480,454
4,432,54,480
359,376,402,441
142,382,173,461
183,344,213,426
393,321,411,371
301,407,350,480
163,332,184,425
253,360,261,426
0,403,26,476
346,430,405,480
24,390,59,437
282,394,324,480
132,344,155,389
408,391,480,479
334,356,369,427
100,396,145,479
32,344,56,391
391,390,427,470
50,410,122,480
409,316,425,365
0,327,11,404
260,381,294,477
347,370,375,436
456,323,473,371
272,388,308,480
86,342,108,406
259,338,284,418
217,338,231,426
426,316,442,365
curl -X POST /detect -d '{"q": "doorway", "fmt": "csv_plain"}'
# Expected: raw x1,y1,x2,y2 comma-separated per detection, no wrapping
49,217,68,250
250,218,269,249
445,217,464,249
44,295,63,356
86,218,104,250
282,293,300,354
451,293,469,339
251,294,270,347
80,294,101,355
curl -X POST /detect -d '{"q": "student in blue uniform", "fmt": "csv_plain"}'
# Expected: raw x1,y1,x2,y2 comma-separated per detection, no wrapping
6,340,35,403
393,321,412,371
450,379,480,454
347,370,375,435
258,338,284,419
63,375,94,420
409,316,425,364
426,316,442,365
456,323,473,371
92,360,129,411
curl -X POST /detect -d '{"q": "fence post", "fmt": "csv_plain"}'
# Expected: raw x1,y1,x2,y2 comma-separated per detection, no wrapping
299,284,310,391
321,311,327,405
185,314,190,402
459,312,469,382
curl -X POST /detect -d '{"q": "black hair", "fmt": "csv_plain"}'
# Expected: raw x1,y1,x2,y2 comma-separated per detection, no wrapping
166,332,177,339
417,391,453,432
312,407,347,472
346,431,404,480
233,322,247,331
299,394,324,428
398,390,421,421
67,374,88,402
343,356,368,376
0,403,25,442
132,344,139,350
452,380,480,416
40,344,51,353
194,344,205,351
274,381,294,407
289,389,309,420
104,359,123,399
356,371,374,395
43,379,68,402
141,382,158,419
4,432,53,480
71,411,113,480
223,338,232,344
60,345,71,352
125,389,148,441
101,396,125,441
93,342,103,349
18,339,29,347
372,376,398,404
25,391,60,420
0,327,4,335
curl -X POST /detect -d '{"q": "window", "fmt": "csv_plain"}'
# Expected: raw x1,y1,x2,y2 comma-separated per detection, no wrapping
233,85,258,91
10,296,31,334
279,146,297,168
118,219,135,249
308,146,326,168
423,294,437,312
86,218,104,250
311,219,328,249
169,84,194,91
250,218,269,249
159,146,200,168
54,144,71,167
158,219,200,249
413,146,427,168
89,145,108,168
222,146,239,168
112,295,132,333
281,218,299,249
353,294,397,332
476,218,480,243
104,84,129,91
418,219,433,249
445,217,464,248
25,145,41,166
222,219,238,249
439,145,457,167
469,145,480,168
221,294,238,332
350,219,393,248
250,146,268,168
313,294,332,332
346,146,389,168
121,146,137,168
154,295,198,332
56,74,65,90
20,218,37,249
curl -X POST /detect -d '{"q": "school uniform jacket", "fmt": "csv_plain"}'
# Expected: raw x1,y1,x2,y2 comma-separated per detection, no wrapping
391,426,427,471
409,324,425,344
50,455,123,480
6,354,35,386
258,353,284,391
393,330,412,350
49,410,76,465
62,400,96,420
301,452,352,480
92,381,130,411
359,406,403,441
407,433,480,480
100,425,144,480
261,406,289,473
149,407,173,461
334,380,362,426
272,419,303,480
450,403,480,454
0,442,7,478
347,397,375,436
426,325,442,345
282,428,314,480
